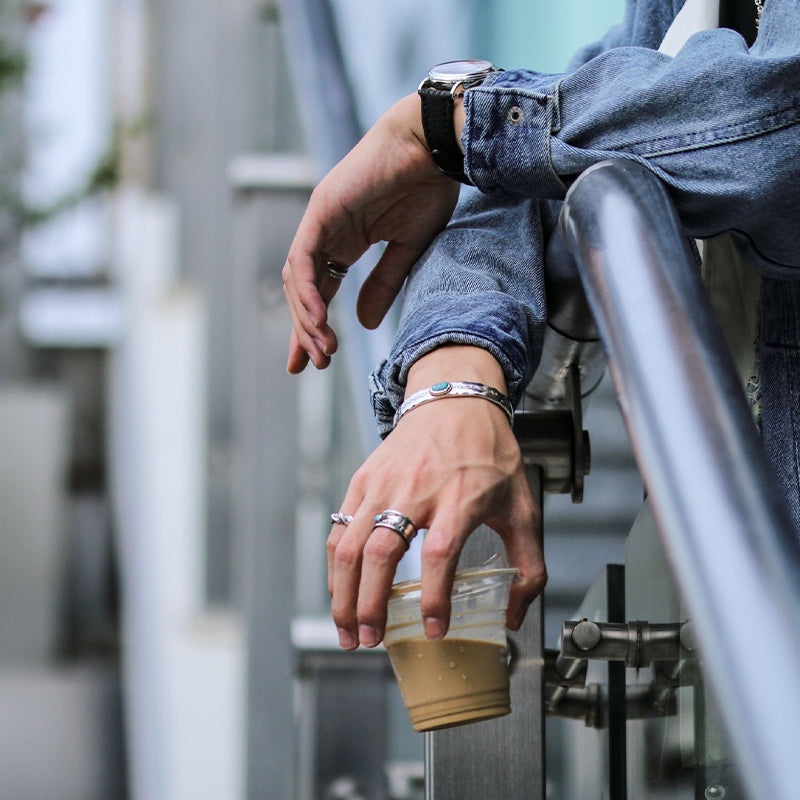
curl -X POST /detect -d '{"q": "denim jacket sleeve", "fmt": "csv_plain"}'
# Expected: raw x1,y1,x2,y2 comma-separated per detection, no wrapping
370,0,800,436
465,0,800,274
369,190,554,436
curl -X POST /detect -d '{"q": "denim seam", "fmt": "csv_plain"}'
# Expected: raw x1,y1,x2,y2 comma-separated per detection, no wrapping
546,84,569,194
551,79,564,134
472,85,551,104
631,105,800,158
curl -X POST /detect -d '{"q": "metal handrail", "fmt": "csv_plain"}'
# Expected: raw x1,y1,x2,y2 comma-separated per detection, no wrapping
556,159,800,800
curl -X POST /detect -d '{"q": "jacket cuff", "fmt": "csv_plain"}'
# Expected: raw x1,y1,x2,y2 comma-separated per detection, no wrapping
369,292,538,439
463,73,568,199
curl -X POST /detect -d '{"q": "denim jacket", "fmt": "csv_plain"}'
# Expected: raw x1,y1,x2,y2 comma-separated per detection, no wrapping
370,0,800,535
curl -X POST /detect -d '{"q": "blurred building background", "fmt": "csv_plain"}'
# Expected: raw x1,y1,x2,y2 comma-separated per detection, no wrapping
0,0,632,798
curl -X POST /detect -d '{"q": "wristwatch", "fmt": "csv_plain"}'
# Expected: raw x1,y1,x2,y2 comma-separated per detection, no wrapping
418,59,501,184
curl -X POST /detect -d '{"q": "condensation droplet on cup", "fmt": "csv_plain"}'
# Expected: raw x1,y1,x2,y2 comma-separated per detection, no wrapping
448,661,456,669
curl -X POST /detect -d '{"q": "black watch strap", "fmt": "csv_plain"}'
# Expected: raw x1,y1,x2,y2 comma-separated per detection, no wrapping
418,86,472,185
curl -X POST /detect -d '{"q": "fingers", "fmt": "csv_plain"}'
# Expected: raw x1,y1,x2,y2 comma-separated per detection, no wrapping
282,244,343,371
325,395,548,652
356,241,421,330
355,527,409,646
330,511,373,650
328,498,545,651
329,499,414,649
284,262,343,372
286,329,311,374
498,499,547,630
284,293,331,372
282,245,328,328
419,521,464,640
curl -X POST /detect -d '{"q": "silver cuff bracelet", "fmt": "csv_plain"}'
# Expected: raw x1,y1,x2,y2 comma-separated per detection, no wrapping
393,380,514,429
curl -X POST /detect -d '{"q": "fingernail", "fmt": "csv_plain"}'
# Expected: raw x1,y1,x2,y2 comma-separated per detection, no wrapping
337,627,356,649
359,624,379,647
424,616,445,640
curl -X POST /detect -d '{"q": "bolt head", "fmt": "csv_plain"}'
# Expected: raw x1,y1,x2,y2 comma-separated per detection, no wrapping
572,620,602,651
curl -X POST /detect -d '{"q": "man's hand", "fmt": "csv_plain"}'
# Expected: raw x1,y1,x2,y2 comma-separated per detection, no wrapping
326,346,547,649
283,93,461,374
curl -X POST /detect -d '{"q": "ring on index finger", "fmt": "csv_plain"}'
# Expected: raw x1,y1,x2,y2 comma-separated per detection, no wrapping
372,509,418,551
330,511,353,526
324,260,349,281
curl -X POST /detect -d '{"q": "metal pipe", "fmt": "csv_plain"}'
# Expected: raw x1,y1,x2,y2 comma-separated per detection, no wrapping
558,159,800,800
525,232,607,410
562,619,684,667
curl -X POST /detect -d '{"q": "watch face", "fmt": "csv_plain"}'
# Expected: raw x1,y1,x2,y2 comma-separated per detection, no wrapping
428,59,495,87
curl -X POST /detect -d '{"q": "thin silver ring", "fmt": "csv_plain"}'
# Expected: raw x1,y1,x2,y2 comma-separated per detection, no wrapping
324,260,349,281
330,512,353,526
371,509,418,551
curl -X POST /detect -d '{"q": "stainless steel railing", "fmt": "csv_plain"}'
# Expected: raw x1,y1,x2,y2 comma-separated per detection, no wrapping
556,159,800,800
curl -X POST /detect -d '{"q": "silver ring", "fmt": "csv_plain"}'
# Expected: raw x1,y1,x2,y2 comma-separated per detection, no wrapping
371,509,418,551
324,260,349,281
330,512,353,526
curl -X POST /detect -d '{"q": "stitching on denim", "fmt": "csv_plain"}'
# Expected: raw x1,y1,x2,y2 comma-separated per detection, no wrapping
551,79,563,134
472,85,551,104
636,105,800,158
546,87,569,196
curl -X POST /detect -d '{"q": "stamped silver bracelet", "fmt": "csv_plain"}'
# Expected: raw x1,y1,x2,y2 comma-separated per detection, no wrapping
393,381,514,429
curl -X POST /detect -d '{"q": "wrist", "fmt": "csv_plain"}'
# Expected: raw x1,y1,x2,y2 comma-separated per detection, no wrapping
453,96,465,154
417,60,498,182
387,93,429,154
406,345,507,397
395,380,513,429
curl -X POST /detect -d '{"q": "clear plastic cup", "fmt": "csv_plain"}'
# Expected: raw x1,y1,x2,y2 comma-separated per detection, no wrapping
384,556,518,732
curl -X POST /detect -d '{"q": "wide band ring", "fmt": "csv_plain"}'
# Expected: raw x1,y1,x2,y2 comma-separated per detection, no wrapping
330,512,353,526
371,509,418,551
324,260,349,281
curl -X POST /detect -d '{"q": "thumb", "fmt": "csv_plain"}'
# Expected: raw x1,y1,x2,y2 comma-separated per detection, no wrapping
356,241,421,329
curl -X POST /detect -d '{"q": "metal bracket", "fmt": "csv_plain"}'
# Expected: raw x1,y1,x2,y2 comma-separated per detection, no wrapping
561,619,690,668
514,368,591,501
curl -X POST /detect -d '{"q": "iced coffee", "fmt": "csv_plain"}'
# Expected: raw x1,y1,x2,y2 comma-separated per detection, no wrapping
384,561,517,732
